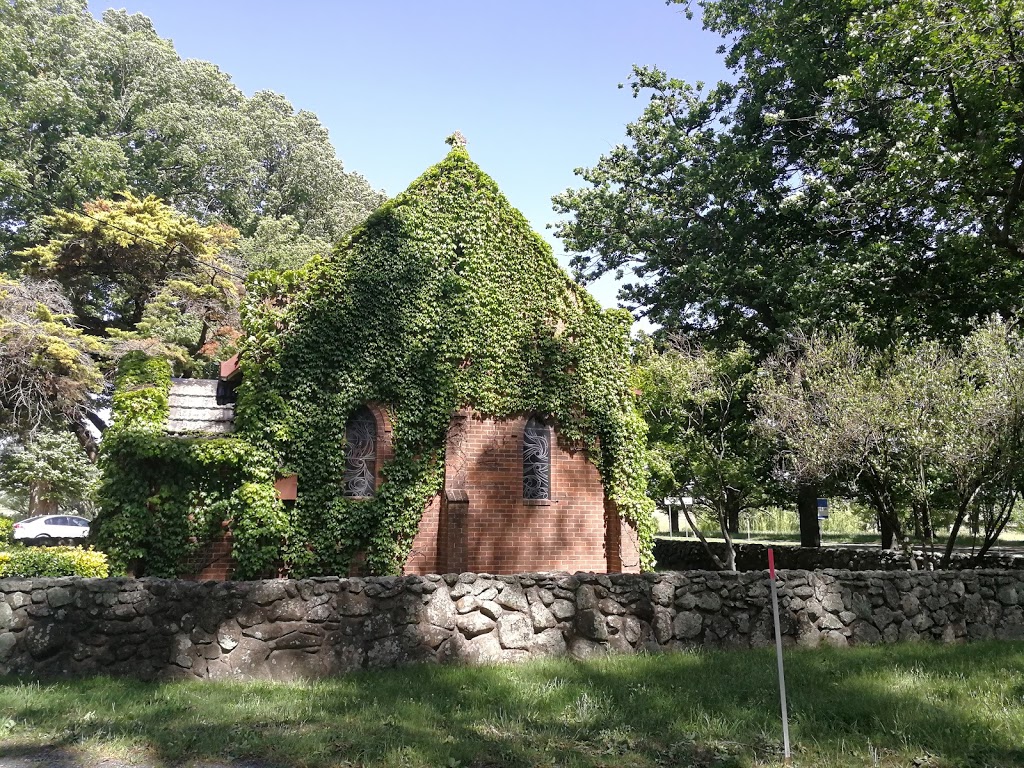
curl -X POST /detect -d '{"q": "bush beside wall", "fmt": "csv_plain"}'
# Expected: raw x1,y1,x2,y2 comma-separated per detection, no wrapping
0,568,1021,680
654,539,1024,572
0,547,109,578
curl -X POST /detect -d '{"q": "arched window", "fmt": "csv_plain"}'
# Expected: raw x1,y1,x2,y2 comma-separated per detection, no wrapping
343,406,377,497
523,417,551,500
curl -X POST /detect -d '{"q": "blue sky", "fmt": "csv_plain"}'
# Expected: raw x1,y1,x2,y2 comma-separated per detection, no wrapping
95,1,729,311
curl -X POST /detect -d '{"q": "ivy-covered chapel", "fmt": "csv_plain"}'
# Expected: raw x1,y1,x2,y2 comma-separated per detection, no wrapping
96,138,654,579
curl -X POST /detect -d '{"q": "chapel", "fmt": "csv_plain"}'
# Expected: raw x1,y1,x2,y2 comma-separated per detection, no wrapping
99,137,650,579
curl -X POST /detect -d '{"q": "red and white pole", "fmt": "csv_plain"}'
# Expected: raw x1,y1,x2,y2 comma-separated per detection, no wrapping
768,547,792,763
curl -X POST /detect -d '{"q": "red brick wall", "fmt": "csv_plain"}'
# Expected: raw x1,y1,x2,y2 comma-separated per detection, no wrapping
406,494,441,574
180,530,235,581
403,410,638,575
175,405,640,580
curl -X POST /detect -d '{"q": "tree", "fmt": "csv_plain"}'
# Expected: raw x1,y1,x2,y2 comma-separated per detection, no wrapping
0,277,103,443
18,193,241,372
553,0,1024,352
232,215,333,273
755,333,907,546
755,321,1024,562
0,427,98,516
635,340,772,569
0,0,383,265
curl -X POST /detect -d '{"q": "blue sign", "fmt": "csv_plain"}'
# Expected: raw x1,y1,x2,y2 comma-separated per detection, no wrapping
817,498,829,520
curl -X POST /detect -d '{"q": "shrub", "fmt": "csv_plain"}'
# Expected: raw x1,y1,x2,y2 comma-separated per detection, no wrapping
0,517,12,543
0,545,109,578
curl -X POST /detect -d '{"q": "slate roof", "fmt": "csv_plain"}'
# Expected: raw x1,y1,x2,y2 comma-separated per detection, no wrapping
166,378,235,434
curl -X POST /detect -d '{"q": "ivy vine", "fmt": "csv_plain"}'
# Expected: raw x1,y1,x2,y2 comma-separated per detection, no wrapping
94,352,287,578
96,147,656,577
236,145,656,575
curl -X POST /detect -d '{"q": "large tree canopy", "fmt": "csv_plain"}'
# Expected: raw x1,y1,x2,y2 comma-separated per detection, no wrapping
0,0,387,461
554,0,1024,351
0,0,384,267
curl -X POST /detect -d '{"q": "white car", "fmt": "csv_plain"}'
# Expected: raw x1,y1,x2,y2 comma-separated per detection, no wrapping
12,515,90,540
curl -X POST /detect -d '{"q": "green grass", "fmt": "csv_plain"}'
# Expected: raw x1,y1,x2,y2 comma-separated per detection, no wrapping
2,642,1023,767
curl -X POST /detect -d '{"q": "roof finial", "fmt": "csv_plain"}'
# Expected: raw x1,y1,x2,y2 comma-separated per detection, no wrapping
445,131,467,148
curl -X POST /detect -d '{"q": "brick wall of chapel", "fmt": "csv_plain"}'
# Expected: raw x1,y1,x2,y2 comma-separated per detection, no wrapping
179,407,639,580
404,410,639,576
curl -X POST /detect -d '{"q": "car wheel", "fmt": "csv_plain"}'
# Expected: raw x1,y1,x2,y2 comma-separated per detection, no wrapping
35,534,50,538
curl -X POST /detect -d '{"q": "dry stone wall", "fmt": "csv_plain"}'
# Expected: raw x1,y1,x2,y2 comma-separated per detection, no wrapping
0,569,1022,680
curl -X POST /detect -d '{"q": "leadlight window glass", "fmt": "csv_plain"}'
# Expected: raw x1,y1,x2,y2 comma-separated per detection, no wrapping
343,406,377,497
523,417,551,500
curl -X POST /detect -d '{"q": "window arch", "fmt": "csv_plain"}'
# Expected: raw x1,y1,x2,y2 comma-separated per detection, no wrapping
523,416,551,500
343,406,377,497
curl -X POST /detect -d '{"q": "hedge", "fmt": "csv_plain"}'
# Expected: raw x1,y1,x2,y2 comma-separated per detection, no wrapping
0,546,109,578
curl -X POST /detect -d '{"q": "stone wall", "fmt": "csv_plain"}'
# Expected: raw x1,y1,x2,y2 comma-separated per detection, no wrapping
1,569,1021,681
654,539,1024,572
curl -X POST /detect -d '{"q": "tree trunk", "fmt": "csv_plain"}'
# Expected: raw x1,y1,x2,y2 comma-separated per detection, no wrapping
880,514,895,550
940,505,968,568
669,506,680,535
718,504,737,572
726,504,739,535
976,489,1017,561
680,501,728,571
73,421,100,464
921,504,934,541
797,484,820,548
28,481,58,517
941,486,981,567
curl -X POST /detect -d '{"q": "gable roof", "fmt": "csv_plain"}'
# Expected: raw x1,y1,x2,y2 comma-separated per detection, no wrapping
166,378,234,434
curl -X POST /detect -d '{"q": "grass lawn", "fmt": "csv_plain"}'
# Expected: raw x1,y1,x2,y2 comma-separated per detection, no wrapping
1,642,1023,767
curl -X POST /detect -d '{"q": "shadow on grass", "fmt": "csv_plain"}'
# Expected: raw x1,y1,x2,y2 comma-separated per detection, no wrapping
1,641,1023,767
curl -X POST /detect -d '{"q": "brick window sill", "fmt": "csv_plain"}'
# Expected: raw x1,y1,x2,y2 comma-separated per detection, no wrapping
523,498,555,507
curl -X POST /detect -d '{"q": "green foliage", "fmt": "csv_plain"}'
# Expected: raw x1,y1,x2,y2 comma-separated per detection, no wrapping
108,352,172,434
95,432,282,579
635,340,775,568
728,501,873,538
0,0,384,466
95,352,283,578
0,516,12,543
555,0,1024,351
754,319,1024,561
0,545,108,577
17,193,241,370
238,146,655,575
0,427,98,513
0,276,104,436
0,0,383,263
231,215,333,273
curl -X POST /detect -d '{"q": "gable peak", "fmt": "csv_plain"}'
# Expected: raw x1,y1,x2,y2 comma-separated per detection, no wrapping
445,131,468,149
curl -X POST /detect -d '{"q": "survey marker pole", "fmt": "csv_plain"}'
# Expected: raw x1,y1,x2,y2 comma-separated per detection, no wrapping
768,547,792,763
